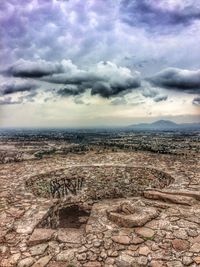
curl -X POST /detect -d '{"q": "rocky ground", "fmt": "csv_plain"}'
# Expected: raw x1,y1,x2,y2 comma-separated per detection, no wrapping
0,150,200,267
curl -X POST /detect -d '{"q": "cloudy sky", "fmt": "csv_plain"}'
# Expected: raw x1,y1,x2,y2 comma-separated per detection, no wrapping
0,0,200,127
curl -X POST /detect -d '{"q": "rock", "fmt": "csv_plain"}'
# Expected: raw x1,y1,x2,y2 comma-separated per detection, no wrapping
56,249,76,262
28,229,55,246
193,256,200,264
57,228,82,243
48,241,60,255
0,245,8,254
77,252,87,261
30,243,48,256
173,229,188,239
107,202,159,228
131,236,144,244
78,246,88,253
17,257,35,267
190,243,200,253
144,190,195,206
182,256,193,266
83,262,101,267
137,256,148,266
15,206,51,234
105,257,115,265
32,255,52,267
93,240,102,247
135,227,155,238
187,229,198,237
151,261,166,267
1,253,21,267
172,239,190,251
100,251,107,259
138,246,151,256
112,235,131,245
115,253,136,267
166,261,183,267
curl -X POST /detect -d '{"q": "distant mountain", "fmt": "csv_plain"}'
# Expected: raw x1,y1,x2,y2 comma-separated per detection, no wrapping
128,120,200,131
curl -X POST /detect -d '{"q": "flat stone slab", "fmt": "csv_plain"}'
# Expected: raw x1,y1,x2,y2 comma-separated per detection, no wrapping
28,228,55,246
57,228,83,244
144,190,196,206
107,201,159,227
15,204,52,234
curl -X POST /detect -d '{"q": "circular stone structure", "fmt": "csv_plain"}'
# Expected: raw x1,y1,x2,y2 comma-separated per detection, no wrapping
26,165,174,201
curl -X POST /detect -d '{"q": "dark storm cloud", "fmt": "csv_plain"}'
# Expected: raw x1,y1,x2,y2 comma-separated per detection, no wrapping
57,86,85,96
4,59,141,98
91,78,140,98
192,97,200,106
120,0,200,32
42,73,101,85
148,68,200,93
0,81,37,95
5,59,65,78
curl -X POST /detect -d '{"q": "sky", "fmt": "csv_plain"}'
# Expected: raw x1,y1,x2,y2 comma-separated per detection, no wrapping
0,0,200,128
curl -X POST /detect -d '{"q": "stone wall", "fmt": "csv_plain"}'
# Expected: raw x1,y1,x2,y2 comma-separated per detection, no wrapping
26,165,174,201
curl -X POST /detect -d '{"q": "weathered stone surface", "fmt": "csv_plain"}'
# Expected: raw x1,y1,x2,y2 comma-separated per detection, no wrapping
17,257,35,267
57,228,82,243
30,243,48,256
135,227,155,238
173,229,188,239
138,246,151,256
1,253,21,267
115,253,136,267
193,256,200,264
15,206,51,234
131,236,144,244
112,235,131,245
83,262,101,267
172,239,190,251
144,190,195,206
151,261,166,267
28,229,55,246
182,256,193,266
56,249,76,262
32,255,52,267
107,201,159,227
189,243,200,253
166,261,183,267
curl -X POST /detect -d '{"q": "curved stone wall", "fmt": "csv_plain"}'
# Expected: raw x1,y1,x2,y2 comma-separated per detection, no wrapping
26,165,174,201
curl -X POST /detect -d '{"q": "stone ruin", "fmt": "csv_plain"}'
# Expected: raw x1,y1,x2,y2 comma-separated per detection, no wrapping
24,165,174,236
106,200,159,228
25,165,174,201
2,162,200,267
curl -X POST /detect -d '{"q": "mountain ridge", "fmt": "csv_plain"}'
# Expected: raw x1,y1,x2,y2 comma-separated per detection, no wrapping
128,120,200,130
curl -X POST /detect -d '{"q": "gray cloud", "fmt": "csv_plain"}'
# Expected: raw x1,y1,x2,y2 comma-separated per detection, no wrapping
48,61,141,98
120,0,200,33
5,59,66,78
192,97,200,106
142,87,158,98
4,59,141,98
57,85,85,96
0,81,37,95
148,68,200,93
0,96,23,105
154,95,168,102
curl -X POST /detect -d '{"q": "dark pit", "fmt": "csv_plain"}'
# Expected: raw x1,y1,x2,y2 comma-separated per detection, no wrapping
38,204,91,230
58,205,90,228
